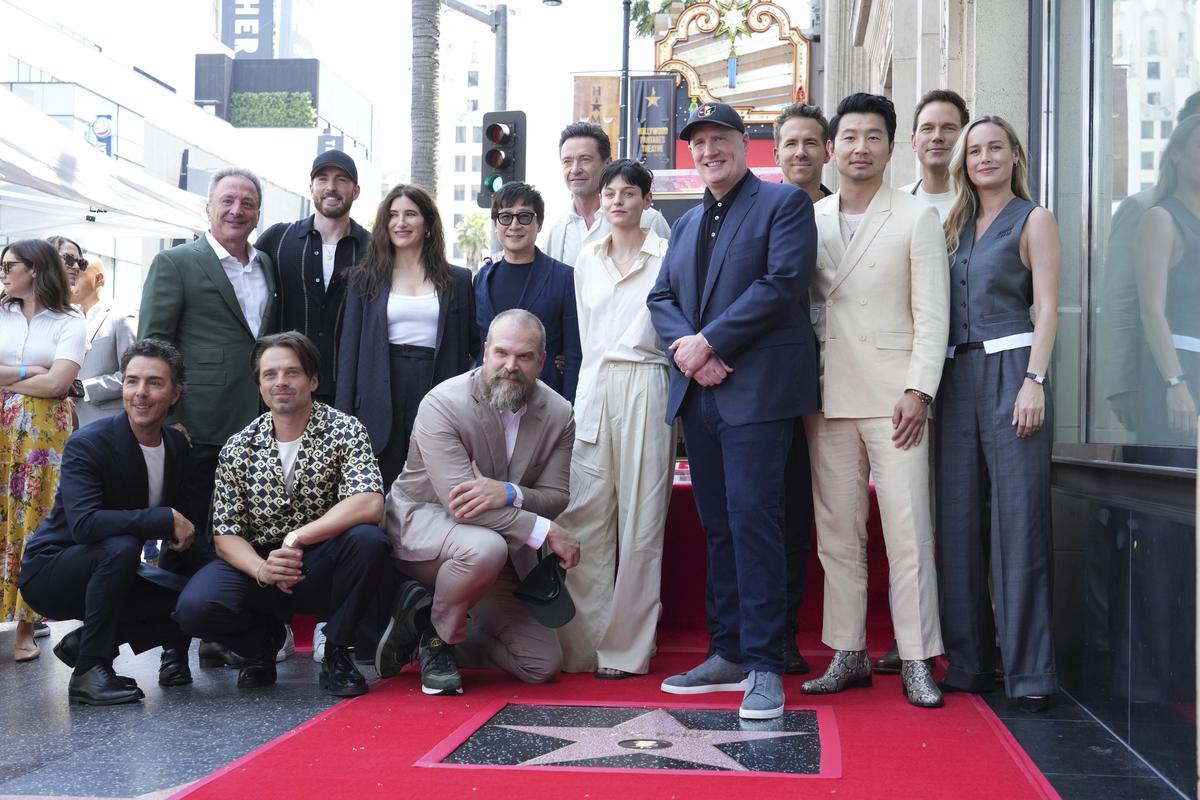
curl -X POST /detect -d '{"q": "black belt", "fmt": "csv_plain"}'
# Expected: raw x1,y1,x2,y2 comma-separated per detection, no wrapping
388,343,435,359
953,341,985,354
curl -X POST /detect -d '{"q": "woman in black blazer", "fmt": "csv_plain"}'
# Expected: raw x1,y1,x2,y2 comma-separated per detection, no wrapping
336,185,479,486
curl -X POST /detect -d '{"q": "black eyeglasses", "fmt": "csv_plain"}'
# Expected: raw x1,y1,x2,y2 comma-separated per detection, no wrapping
61,253,89,270
0,259,28,275
495,211,536,227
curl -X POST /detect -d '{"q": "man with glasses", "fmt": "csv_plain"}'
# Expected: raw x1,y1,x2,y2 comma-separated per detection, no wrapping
474,182,580,401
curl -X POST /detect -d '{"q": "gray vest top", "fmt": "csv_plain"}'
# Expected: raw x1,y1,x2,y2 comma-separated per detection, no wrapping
948,197,1038,345
1158,197,1200,339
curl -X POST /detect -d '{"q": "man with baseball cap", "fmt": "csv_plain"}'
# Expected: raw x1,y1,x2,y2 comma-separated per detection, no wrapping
257,150,368,406
648,102,820,719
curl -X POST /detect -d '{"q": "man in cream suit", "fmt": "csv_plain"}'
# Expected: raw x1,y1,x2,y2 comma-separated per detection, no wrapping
382,309,581,696
71,254,138,428
799,94,949,708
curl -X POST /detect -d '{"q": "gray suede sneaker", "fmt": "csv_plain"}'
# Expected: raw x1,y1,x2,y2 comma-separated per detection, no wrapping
660,654,748,694
740,670,785,720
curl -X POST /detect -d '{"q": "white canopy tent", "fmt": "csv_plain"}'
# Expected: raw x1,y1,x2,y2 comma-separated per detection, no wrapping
0,86,207,240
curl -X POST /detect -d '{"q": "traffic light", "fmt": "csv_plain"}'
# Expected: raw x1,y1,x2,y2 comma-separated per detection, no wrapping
478,110,526,209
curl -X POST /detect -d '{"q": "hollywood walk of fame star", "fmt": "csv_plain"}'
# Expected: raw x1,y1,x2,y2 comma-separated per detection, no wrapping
646,88,661,107
497,708,810,771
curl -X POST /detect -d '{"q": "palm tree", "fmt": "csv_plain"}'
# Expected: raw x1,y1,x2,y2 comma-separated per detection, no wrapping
411,0,441,196
630,0,698,37
455,212,490,272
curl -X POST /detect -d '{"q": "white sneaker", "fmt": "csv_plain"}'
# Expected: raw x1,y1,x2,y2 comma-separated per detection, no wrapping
276,624,295,663
312,622,326,663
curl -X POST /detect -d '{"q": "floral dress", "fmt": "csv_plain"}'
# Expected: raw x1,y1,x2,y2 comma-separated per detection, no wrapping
1,390,73,622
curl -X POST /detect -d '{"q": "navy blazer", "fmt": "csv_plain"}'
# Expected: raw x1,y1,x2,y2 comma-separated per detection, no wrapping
336,265,479,456
647,172,820,425
20,413,189,589
474,249,581,402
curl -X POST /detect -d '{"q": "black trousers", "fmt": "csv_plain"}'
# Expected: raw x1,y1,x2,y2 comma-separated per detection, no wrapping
378,344,435,488
174,525,391,658
783,417,814,633
20,536,187,666
160,442,220,577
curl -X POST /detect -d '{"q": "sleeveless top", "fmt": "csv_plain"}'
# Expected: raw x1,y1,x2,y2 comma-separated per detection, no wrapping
947,197,1038,346
1157,197,1200,339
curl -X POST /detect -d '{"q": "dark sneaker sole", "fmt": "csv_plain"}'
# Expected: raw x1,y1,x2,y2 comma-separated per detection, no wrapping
376,583,433,678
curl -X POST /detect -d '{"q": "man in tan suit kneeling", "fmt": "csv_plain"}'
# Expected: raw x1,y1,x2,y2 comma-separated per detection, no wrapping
382,309,581,696
800,93,949,708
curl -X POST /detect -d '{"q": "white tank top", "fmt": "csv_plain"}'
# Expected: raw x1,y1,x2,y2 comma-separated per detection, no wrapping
386,291,439,347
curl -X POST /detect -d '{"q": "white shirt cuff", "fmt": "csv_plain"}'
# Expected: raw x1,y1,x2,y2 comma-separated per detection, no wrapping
526,516,551,549
512,483,525,508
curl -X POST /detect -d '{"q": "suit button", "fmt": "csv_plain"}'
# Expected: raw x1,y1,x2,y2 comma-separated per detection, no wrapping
960,280,966,286
858,335,866,342
817,264,824,270
962,323,968,329
819,336,826,343
826,300,833,307
859,299,867,305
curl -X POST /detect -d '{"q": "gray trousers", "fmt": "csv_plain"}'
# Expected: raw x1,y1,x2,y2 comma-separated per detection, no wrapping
934,346,1058,698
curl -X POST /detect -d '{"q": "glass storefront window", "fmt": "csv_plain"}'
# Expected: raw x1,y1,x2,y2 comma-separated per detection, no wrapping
1089,0,1200,451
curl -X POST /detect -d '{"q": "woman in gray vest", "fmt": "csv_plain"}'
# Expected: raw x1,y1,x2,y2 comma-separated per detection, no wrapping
935,116,1062,713
1134,114,1200,445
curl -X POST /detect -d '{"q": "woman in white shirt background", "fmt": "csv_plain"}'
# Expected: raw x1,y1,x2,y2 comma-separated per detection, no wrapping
556,159,674,679
0,239,85,662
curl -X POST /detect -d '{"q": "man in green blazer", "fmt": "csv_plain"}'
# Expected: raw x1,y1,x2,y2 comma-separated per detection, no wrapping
139,167,278,576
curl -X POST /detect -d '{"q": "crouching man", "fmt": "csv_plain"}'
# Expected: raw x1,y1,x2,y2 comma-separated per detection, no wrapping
175,332,392,697
380,309,581,695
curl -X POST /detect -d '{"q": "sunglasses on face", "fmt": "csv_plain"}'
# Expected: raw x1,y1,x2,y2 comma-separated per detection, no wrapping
0,259,28,275
495,211,536,227
61,253,89,270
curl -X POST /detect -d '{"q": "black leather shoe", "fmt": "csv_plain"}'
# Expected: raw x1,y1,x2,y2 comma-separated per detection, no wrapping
199,640,245,668
873,641,901,674
321,646,368,697
237,624,285,689
159,646,193,687
53,628,82,669
779,634,810,675
1017,695,1050,713
376,580,433,678
68,663,144,706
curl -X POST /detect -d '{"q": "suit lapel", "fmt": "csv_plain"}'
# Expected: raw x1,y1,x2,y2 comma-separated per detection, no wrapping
815,198,844,274
469,372,509,480
258,249,277,336
829,185,893,296
194,239,254,336
700,174,759,314
519,251,552,308
114,413,150,508
434,280,450,352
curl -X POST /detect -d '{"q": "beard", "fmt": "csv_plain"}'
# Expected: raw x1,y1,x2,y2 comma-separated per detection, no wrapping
315,194,350,219
482,367,533,412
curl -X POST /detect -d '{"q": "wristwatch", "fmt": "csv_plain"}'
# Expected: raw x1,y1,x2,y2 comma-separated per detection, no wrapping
283,532,305,550
1025,371,1047,385
1167,374,1187,387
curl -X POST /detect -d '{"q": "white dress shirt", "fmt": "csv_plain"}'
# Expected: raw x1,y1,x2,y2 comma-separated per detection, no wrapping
205,231,269,335
0,303,86,368
572,230,670,444
543,203,671,266
497,405,551,548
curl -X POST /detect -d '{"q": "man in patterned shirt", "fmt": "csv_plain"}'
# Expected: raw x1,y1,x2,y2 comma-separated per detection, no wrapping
175,331,392,697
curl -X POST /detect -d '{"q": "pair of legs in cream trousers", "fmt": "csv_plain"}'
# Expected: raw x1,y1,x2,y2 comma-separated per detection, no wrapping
398,524,562,684
557,364,673,675
804,413,943,660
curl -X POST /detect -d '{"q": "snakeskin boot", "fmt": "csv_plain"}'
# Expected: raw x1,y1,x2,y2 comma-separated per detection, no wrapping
800,649,872,694
901,659,945,708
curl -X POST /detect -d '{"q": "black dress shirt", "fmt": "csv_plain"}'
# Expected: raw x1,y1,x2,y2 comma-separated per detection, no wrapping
697,170,751,302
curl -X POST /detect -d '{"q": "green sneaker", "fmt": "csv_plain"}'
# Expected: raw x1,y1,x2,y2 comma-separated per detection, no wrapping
418,628,462,696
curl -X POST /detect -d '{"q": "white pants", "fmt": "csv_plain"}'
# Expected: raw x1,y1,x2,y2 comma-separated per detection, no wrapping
556,364,673,674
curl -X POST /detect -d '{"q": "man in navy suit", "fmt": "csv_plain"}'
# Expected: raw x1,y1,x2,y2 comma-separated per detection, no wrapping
474,182,581,401
20,339,195,705
648,102,819,720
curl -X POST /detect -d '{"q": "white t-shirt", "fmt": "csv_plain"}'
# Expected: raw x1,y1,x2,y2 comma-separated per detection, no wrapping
277,437,302,493
321,243,337,286
0,303,86,368
899,179,955,222
139,441,166,508
839,211,865,247
386,292,440,347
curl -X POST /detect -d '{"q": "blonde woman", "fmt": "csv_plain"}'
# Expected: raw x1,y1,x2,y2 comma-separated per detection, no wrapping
1134,114,1200,444
1,239,85,661
935,117,1061,713
557,159,673,678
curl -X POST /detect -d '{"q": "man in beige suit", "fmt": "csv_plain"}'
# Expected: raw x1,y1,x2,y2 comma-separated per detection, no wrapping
799,94,949,708
382,309,581,696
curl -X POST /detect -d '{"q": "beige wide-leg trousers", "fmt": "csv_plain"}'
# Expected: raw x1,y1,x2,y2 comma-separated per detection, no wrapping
804,413,943,661
557,363,673,674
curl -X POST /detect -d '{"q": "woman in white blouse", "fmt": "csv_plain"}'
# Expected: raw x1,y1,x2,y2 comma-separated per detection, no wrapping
557,160,674,678
0,239,85,661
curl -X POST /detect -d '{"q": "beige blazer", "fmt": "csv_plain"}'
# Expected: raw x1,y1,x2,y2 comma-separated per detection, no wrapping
810,184,950,419
383,368,574,575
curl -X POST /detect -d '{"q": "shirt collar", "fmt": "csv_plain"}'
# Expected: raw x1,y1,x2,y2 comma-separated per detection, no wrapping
703,170,750,212
498,405,528,424
205,231,260,266
250,402,327,449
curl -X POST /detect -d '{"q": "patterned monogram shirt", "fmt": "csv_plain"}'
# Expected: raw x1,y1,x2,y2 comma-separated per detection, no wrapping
212,402,383,548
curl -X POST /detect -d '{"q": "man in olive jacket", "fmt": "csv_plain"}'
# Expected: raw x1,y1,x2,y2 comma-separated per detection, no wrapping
138,167,277,574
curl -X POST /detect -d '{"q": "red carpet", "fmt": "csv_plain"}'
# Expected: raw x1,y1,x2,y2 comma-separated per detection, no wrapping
175,483,1057,799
